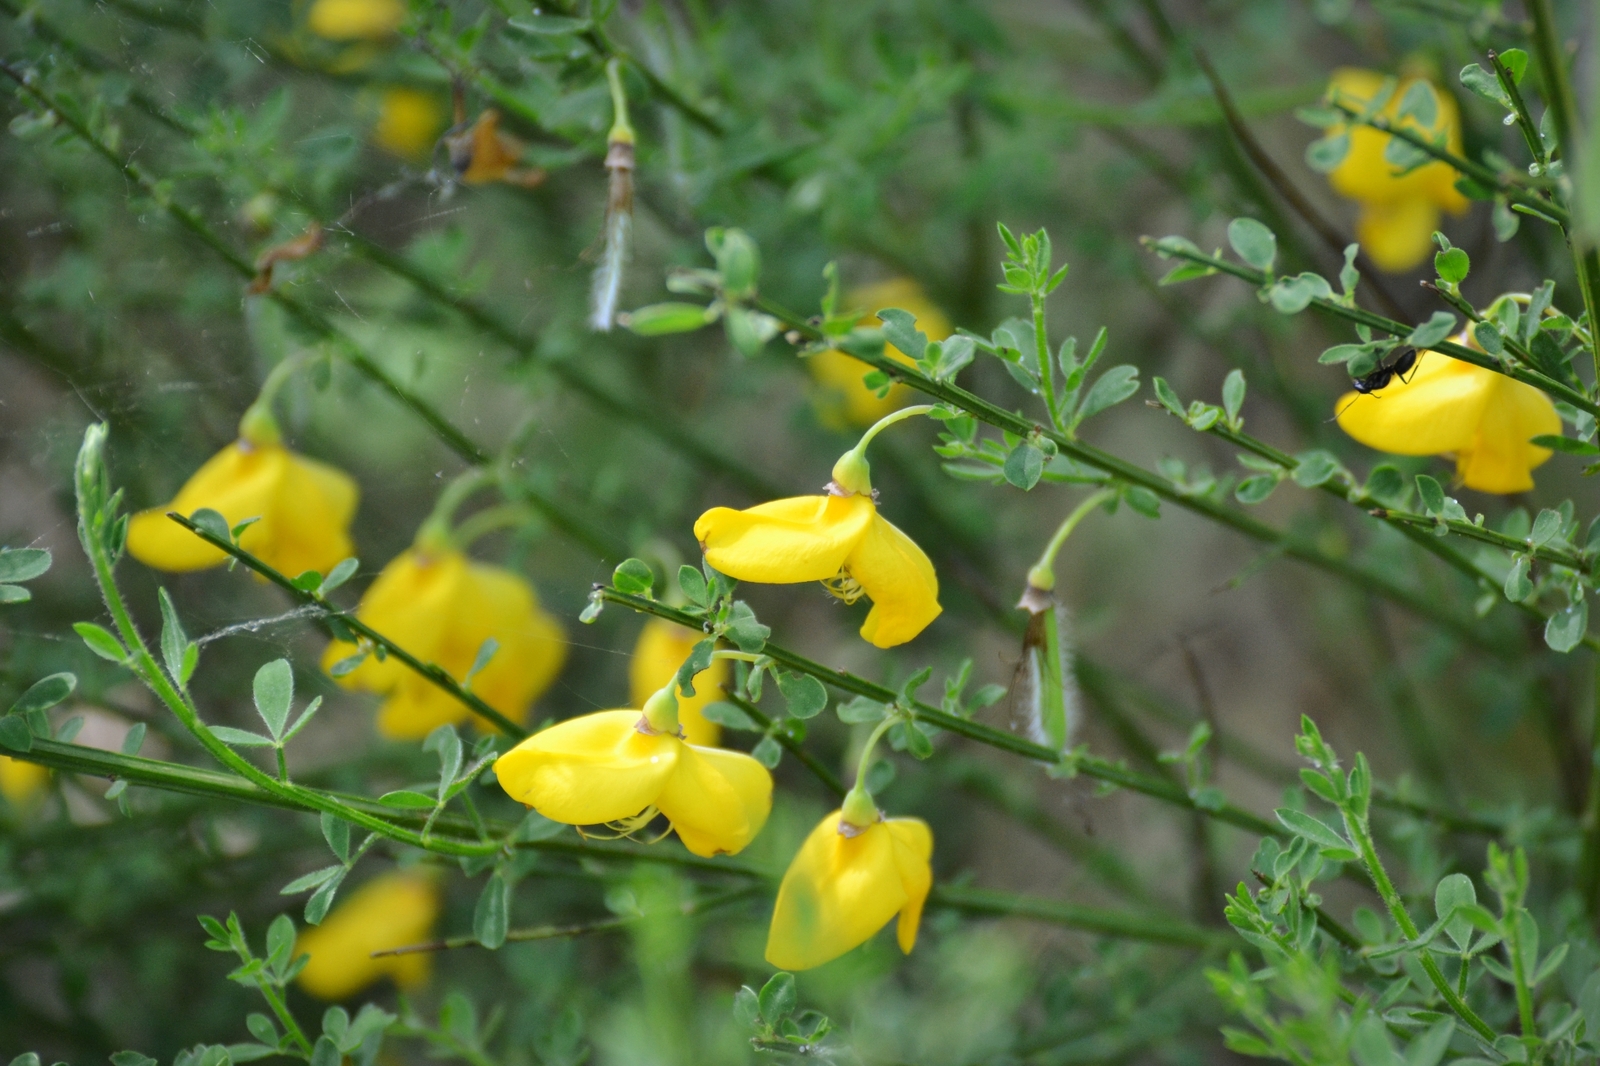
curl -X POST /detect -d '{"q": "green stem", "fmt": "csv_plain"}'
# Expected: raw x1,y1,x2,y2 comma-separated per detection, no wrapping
599,588,1281,838
1503,905,1538,1038
1029,488,1116,589
1140,241,1597,415
164,511,527,738
416,468,497,549
604,57,634,144
1342,807,1499,1043
720,692,846,796
855,404,937,452
1032,290,1060,427
1489,49,1547,170
449,504,533,550
256,983,313,1056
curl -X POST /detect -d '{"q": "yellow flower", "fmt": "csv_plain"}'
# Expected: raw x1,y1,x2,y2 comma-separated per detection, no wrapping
494,707,772,857
323,548,566,740
126,441,358,577
765,810,933,971
1336,330,1560,494
294,871,439,999
0,756,48,808
629,619,727,747
809,279,953,429
1325,68,1469,272
694,492,941,648
374,88,446,161
307,0,404,40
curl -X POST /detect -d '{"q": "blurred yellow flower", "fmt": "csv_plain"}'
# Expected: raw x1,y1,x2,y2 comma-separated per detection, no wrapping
0,756,48,808
323,548,566,740
294,871,439,1000
809,279,952,429
629,619,726,747
126,441,357,577
1336,329,1560,494
1325,68,1469,272
494,707,772,857
765,810,933,971
694,492,941,648
307,0,404,40
374,88,446,160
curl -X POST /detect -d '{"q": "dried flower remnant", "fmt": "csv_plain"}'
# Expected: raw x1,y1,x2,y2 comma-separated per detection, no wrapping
589,60,635,331
248,223,323,295
444,110,546,188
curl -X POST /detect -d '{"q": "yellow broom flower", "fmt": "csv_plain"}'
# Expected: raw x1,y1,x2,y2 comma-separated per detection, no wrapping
1336,328,1560,494
808,279,953,429
694,491,941,649
126,438,358,578
629,619,727,747
322,548,566,740
765,810,933,971
294,871,439,1000
373,88,446,161
1325,68,1469,272
307,0,404,40
0,756,48,808
494,685,773,857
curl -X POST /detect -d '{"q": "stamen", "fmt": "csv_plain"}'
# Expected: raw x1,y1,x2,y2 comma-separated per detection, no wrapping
821,570,866,605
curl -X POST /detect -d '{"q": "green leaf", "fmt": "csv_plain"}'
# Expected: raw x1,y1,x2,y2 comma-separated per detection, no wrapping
1396,80,1438,128
1003,441,1045,491
322,557,359,592
190,507,231,544
110,1054,157,1066
1152,376,1184,416
758,972,797,1025
1414,474,1445,515
378,790,438,809
1274,808,1348,850
1546,598,1588,653
474,869,511,949
158,588,189,686
1434,873,1477,950
329,652,366,678
1075,365,1140,423
1364,465,1407,507
211,726,275,747
876,308,929,362
281,865,344,894
837,696,887,724
733,986,761,1029
1291,451,1340,488
1504,555,1533,602
1407,311,1456,349
304,870,347,925
1234,475,1278,504
465,638,499,686
699,702,758,730
74,621,128,663
1305,131,1350,173
1434,247,1469,285
612,558,656,597
1498,48,1528,84
621,302,715,335
1459,63,1510,108
506,13,591,33
751,735,783,768
677,565,709,606
321,812,352,863
0,717,33,753
1221,369,1246,426
1532,434,1600,455
252,659,293,740
1266,272,1333,314
291,570,323,593
1529,507,1563,547
1226,217,1277,272
0,547,50,584
674,638,716,696
9,672,76,715
776,672,827,719
904,722,935,759
121,722,146,756
0,585,29,604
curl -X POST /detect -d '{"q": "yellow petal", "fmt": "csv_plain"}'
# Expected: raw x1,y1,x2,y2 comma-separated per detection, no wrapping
494,711,679,826
1336,351,1489,455
656,743,773,857
764,813,911,971
0,756,48,807
629,619,726,746
807,279,953,429
1454,374,1560,493
323,550,466,695
294,871,440,1000
257,450,359,577
373,678,467,740
374,89,446,161
307,0,404,40
884,817,934,953
1327,69,1467,219
847,513,942,647
1355,198,1442,273
695,494,875,584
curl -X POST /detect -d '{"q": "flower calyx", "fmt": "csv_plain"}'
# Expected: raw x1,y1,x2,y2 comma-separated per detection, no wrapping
838,785,880,833
829,447,873,496
237,401,282,448
639,683,683,737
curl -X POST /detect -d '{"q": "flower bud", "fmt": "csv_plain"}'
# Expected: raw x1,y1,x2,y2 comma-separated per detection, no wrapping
829,448,872,496
839,784,879,830
641,683,680,736
237,402,282,447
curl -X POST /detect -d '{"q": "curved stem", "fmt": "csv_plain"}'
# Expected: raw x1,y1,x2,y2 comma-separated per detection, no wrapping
708,650,764,664
451,504,532,549
854,404,937,453
852,716,899,794
1030,488,1116,589
604,56,635,145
